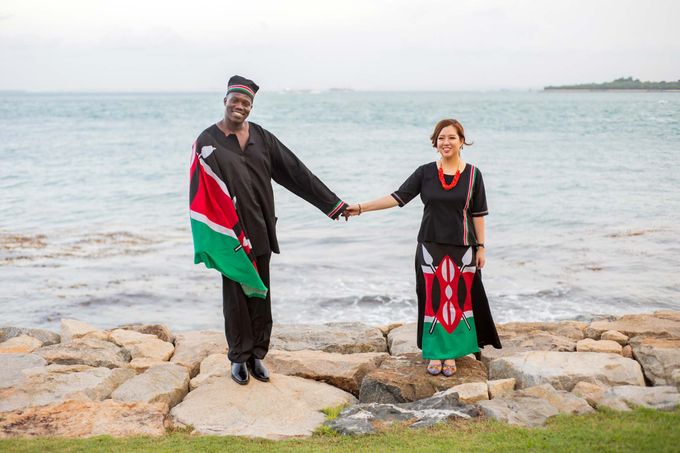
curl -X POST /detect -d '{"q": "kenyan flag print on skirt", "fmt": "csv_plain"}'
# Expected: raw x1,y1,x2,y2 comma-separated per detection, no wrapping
418,243,480,360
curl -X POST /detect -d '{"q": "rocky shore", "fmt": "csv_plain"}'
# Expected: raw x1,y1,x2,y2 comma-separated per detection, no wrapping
1,311,679,439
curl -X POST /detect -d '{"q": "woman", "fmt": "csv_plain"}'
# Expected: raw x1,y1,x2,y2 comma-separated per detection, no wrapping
344,119,501,376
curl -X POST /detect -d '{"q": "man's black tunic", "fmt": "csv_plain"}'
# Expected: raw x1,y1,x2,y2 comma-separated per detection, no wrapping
195,122,346,257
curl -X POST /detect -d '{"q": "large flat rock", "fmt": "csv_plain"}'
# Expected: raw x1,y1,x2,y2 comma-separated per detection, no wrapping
0,353,47,389
270,322,387,354
387,323,419,355
443,382,489,403
0,365,135,412
109,329,174,361
0,400,167,438
170,330,227,377
478,383,592,427
35,337,131,368
60,319,100,343
326,388,481,435
519,384,594,415
116,323,175,344
112,363,189,409
170,374,356,439
189,353,228,390
358,353,488,404
488,378,516,399
571,381,623,409
127,357,168,374
0,327,60,346
0,335,43,354
576,338,622,355
585,313,680,339
489,351,645,390
654,311,680,322
601,385,680,411
264,350,389,395
575,383,680,411
480,332,576,366
478,394,559,427
496,321,587,341
601,330,629,345
629,336,680,386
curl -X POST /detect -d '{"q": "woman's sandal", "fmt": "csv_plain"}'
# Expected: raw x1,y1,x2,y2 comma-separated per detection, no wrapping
426,360,442,375
442,360,457,377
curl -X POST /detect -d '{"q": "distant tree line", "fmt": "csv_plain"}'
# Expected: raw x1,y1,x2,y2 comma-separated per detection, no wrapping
545,77,680,90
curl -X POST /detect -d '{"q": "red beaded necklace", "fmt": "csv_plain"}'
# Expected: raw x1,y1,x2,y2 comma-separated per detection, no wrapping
438,162,462,190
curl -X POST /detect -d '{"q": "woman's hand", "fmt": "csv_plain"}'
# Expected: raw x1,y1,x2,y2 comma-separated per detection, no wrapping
342,196,397,220
475,247,486,269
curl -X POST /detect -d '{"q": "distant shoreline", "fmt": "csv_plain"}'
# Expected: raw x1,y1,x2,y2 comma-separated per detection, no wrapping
544,77,680,92
544,88,680,92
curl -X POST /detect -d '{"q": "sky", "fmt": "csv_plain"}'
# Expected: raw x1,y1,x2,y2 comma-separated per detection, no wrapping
1,0,679,91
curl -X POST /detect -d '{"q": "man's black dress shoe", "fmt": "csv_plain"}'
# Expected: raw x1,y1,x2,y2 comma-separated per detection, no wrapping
231,362,249,385
247,357,270,382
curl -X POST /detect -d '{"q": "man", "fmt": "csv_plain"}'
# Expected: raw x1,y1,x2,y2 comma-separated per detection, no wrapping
189,75,348,385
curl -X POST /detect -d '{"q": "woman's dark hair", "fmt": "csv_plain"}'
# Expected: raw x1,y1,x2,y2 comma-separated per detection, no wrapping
430,119,473,148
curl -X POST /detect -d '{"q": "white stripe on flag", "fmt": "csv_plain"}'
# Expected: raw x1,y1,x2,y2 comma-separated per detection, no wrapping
201,145,216,159
424,311,473,324
190,210,238,240
199,158,232,198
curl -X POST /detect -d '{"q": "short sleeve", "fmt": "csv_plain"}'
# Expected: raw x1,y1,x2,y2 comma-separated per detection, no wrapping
470,167,488,217
391,166,424,207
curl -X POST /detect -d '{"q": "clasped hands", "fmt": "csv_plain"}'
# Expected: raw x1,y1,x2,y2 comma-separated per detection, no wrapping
340,204,362,221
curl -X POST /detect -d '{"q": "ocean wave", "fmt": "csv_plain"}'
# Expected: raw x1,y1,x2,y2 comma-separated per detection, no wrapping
605,227,668,238
318,294,394,308
0,230,159,264
276,294,417,325
0,233,47,250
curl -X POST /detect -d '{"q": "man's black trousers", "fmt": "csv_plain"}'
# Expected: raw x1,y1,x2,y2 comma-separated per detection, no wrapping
221,253,272,363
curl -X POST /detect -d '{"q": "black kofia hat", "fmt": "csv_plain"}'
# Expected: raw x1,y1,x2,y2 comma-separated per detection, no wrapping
227,75,259,99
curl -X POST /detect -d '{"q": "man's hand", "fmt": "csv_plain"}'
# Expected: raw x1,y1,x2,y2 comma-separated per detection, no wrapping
342,204,362,221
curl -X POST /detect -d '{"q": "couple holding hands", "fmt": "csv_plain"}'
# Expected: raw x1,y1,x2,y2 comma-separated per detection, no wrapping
190,75,501,386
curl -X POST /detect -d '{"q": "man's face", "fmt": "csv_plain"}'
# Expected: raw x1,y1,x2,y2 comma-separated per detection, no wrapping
224,92,253,124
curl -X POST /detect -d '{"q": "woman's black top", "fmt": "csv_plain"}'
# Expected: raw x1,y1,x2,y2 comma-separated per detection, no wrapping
391,162,488,246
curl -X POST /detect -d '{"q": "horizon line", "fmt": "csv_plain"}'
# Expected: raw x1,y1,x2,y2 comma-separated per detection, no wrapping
0,87,558,94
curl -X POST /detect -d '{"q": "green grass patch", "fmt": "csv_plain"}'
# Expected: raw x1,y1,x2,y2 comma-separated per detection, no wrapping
321,403,348,421
312,403,348,436
1,407,678,452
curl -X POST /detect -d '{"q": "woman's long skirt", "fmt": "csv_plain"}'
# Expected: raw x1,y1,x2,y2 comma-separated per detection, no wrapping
416,242,502,360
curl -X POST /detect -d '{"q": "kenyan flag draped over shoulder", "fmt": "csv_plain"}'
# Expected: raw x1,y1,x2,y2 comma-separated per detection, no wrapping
189,141,268,298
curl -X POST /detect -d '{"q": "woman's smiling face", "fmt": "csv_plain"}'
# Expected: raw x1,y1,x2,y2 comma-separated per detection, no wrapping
436,125,463,157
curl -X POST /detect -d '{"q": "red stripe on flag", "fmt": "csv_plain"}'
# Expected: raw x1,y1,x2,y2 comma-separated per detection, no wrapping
190,160,239,230
424,271,436,317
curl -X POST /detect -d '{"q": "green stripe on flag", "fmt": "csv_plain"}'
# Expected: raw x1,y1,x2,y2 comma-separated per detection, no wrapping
191,219,268,298
422,318,479,359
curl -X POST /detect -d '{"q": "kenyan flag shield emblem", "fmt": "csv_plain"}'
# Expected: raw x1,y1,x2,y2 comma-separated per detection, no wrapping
421,244,479,359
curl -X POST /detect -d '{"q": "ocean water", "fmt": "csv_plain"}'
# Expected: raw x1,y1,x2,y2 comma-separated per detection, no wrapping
1,91,679,331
